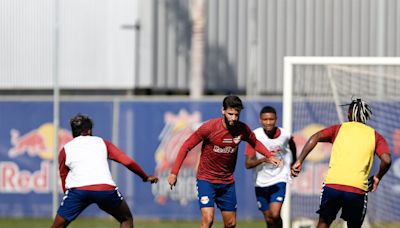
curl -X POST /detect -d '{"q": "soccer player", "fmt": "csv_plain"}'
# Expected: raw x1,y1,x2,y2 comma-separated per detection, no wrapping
245,106,296,228
167,95,282,228
51,114,158,228
291,98,392,228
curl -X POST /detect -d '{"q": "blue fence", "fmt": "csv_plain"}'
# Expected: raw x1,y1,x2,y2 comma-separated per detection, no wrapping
0,100,399,221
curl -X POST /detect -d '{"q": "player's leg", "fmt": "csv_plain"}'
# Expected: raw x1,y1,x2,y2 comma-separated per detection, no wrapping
216,182,237,228
255,186,272,226
200,207,215,228
316,185,342,228
340,192,367,228
316,216,334,228
101,200,133,228
51,189,90,228
51,215,70,228
266,202,283,228
197,180,217,228
221,211,236,228
265,183,286,228
96,188,133,228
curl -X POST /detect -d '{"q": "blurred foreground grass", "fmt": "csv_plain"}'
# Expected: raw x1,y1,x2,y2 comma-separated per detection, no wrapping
0,218,266,228
1,218,398,228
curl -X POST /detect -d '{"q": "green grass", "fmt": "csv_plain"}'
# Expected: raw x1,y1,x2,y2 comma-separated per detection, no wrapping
0,218,266,228
1,218,399,228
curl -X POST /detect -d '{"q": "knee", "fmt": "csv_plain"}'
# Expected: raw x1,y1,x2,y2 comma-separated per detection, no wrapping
120,217,133,227
201,214,214,227
224,217,236,228
266,212,281,223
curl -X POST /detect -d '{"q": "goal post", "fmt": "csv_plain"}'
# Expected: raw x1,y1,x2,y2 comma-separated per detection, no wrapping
282,56,400,228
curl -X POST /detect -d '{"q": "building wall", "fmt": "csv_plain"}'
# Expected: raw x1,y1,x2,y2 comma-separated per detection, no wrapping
1,0,400,94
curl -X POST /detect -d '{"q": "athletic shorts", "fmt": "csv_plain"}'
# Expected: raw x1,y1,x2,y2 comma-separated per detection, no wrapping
196,179,237,211
317,185,367,225
57,187,124,222
255,182,286,211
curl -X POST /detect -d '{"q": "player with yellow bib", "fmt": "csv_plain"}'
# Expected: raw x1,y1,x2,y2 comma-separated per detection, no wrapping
291,98,392,228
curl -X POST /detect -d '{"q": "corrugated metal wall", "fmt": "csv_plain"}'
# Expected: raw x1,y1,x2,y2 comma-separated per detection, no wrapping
1,0,400,94
149,0,400,94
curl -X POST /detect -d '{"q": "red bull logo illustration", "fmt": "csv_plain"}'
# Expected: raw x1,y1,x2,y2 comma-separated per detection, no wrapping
9,123,72,160
152,110,202,205
0,123,73,193
291,124,331,195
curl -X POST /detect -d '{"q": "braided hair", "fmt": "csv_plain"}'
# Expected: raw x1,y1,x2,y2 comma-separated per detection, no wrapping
348,98,372,123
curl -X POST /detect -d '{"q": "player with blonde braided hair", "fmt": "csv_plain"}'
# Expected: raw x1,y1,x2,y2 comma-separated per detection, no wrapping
291,98,391,228
349,98,372,123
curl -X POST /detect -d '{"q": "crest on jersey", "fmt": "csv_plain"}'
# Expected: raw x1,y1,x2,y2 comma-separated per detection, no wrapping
233,135,241,144
152,110,202,206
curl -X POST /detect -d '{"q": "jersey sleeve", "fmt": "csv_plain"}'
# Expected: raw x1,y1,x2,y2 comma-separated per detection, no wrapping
58,147,69,193
104,140,149,181
171,123,208,175
375,131,390,157
245,143,256,157
320,124,341,143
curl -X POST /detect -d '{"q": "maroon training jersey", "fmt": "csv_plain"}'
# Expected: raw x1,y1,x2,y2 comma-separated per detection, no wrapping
171,117,272,184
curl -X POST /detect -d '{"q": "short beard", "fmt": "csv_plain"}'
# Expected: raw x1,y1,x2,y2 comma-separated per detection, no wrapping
224,115,238,132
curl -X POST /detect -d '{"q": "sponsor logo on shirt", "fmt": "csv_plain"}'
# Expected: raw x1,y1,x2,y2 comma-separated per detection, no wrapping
223,138,233,143
213,145,236,153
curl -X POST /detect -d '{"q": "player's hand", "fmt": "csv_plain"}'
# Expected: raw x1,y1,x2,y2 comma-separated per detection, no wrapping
146,176,159,184
265,156,282,167
291,160,302,177
368,175,380,192
168,174,177,190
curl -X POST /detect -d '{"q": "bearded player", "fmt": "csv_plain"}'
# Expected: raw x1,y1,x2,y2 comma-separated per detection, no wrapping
168,95,282,228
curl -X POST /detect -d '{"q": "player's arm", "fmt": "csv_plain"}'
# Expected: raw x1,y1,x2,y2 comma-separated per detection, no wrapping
291,128,333,177
288,137,297,166
168,132,202,189
244,143,266,169
105,140,158,183
58,148,69,193
369,132,392,192
245,127,282,167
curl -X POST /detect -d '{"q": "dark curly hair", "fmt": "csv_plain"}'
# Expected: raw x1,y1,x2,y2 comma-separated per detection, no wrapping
222,95,244,111
70,114,93,137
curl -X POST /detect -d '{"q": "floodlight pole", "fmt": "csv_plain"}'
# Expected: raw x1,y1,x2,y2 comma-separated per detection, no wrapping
190,0,206,99
52,0,60,219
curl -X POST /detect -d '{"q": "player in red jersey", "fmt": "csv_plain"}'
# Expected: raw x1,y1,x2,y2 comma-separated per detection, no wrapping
168,95,282,228
51,114,158,228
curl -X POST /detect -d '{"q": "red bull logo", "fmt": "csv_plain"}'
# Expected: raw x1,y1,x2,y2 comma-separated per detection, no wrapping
9,123,73,160
0,123,73,193
152,110,202,205
291,124,331,195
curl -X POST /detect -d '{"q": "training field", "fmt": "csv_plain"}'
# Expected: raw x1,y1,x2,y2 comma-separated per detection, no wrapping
2,218,399,228
0,218,267,228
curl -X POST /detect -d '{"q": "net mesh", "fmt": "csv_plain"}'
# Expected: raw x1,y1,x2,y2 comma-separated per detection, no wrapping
289,63,400,226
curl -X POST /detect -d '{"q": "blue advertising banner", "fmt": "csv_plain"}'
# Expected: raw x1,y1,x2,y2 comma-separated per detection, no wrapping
0,99,399,222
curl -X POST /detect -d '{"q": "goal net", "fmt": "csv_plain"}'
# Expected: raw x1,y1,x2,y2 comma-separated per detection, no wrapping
282,57,400,227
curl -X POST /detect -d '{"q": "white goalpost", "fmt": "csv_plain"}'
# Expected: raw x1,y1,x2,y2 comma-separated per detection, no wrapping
282,56,400,228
